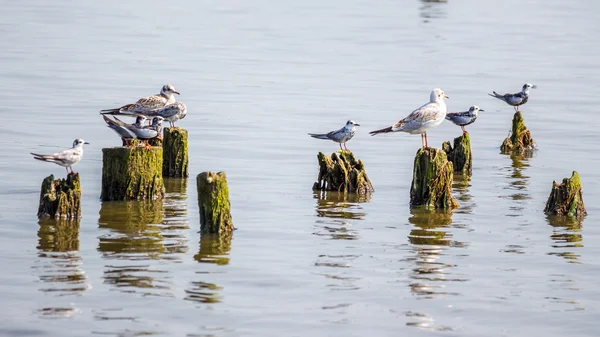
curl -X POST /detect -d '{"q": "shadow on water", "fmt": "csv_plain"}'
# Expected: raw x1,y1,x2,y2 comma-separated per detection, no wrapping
35,218,89,318
546,215,584,264
419,0,448,23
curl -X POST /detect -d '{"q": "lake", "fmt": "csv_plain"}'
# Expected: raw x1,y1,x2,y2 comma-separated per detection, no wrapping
1,0,599,336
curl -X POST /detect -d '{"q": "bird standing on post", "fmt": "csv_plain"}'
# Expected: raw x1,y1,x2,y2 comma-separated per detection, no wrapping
31,139,89,174
445,105,484,134
100,84,180,118
308,120,360,152
488,83,536,112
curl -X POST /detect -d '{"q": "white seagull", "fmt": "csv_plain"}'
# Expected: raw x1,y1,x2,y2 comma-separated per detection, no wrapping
308,120,360,152
100,84,180,116
488,83,536,112
369,88,448,148
31,139,89,174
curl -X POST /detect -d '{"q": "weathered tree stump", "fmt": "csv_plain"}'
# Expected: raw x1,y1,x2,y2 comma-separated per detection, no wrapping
162,127,189,178
101,147,165,201
442,133,472,177
410,148,459,209
544,171,587,218
312,151,374,195
37,173,81,219
501,111,535,154
196,171,234,234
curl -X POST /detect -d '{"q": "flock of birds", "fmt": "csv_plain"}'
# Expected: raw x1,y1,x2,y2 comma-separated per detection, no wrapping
309,83,536,150
29,83,536,174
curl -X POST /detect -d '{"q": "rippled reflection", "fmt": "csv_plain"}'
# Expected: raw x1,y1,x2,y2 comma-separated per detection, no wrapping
162,178,190,258
313,191,369,240
452,176,475,216
419,0,448,23
547,215,584,264
186,233,232,304
36,219,89,297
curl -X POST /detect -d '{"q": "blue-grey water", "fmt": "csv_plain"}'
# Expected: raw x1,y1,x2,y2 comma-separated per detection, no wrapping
1,0,599,336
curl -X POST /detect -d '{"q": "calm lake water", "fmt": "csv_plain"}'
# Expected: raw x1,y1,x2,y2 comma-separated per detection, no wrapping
1,0,599,336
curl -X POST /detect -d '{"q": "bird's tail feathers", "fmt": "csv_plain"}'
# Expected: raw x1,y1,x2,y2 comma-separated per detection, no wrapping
100,104,135,115
488,91,502,99
369,126,393,136
308,133,329,140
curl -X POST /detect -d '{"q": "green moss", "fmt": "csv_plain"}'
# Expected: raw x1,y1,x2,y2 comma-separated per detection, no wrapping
196,172,234,234
410,148,459,209
37,173,81,219
443,133,472,177
101,147,165,201
501,111,535,154
544,171,586,218
163,127,189,178
313,152,374,195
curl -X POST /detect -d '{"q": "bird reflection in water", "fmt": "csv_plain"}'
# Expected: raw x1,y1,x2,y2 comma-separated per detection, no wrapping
313,191,370,240
547,215,584,264
419,0,448,23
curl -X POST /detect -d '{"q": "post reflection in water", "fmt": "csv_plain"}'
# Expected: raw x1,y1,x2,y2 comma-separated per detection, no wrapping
452,176,475,216
186,233,232,304
419,0,448,23
162,178,190,258
546,215,584,264
35,218,89,318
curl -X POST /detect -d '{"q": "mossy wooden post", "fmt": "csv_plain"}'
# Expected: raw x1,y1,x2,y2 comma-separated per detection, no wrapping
162,127,189,178
37,173,81,219
544,171,587,218
101,147,165,201
196,171,234,234
442,133,472,177
501,111,535,154
410,148,459,209
312,151,374,195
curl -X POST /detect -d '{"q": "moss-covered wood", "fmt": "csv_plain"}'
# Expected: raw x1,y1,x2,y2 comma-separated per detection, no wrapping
101,147,165,201
544,171,587,218
501,111,535,154
196,171,234,234
410,148,459,209
162,127,189,178
312,151,374,195
37,173,82,220
442,133,472,177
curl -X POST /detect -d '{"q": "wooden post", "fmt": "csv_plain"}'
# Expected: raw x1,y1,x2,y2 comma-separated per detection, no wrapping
162,127,189,178
501,111,535,154
196,171,234,234
442,133,472,177
410,148,459,209
544,171,587,218
37,173,81,219
101,147,165,201
313,151,374,195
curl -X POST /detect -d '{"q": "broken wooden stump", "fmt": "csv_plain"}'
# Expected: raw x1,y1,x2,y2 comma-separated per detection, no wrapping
101,147,165,201
500,111,535,154
544,171,587,218
162,127,189,178
410,148,459,209
442,133,472,177
196,171,234,234
37,173,82,220
312,151,374,195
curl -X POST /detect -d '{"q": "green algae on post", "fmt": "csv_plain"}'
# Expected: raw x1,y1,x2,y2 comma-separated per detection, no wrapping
196,171,234,234
544,171,587,218
442,133,472,177
162,127,189,178
312,151,374,195
500,111,535,154
410,148,459,209
101,147,165,201
37,173,82,220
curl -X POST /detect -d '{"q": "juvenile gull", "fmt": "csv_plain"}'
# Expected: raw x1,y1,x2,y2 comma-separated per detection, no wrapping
445,105,484,134
100,84,180,116
369,88,448,148
139,102,187,128
31,139,89,174
308,120,360,152
488,83,536,112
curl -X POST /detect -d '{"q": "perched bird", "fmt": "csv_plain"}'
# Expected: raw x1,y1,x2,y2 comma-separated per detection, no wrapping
445,105,484,134
103,115,147,146
139,102,187,128
308,120,360,152
100,84,180,116
31,139,89,174
103,115,164,148
488,83,536,112
369,88,448,148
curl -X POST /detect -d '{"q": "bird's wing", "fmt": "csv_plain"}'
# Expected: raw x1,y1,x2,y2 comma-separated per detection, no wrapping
131,127,159,139
103,116,135,138
445,110,469,120
135,95,168,109
505,93,524,105
393,102,440,131
325,128,347,141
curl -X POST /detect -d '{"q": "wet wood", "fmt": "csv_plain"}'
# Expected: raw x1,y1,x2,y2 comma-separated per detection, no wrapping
410,147,459,209
312,151,374,195
162,127,189,178
196,171,234,234
544,171,587,218
37,173,82,220
501,111,535,154
442,133,472,177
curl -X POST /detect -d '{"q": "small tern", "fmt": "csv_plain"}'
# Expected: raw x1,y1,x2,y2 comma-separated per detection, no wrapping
445,105,484,134
103,115,164,148
308,120,360,152
31,139,89,174
488,83,536,112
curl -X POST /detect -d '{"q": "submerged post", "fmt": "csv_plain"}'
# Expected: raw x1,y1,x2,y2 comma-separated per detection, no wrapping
501,111,535,154
410,148,459,209
37,173,82,219
442,133,472,177
196,171,234,234
101,147,165,201
544,171,587,218
162,127,189,178
312,151,374,195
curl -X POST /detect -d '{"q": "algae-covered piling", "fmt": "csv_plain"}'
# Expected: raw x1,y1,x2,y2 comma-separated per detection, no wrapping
501,111,535,154
196,171,234,234
162,127,189,178
312,151,374,195
544,171,587,218
410,148,459,209
101,147,165,201
442,133,472,177
37,173,82,219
